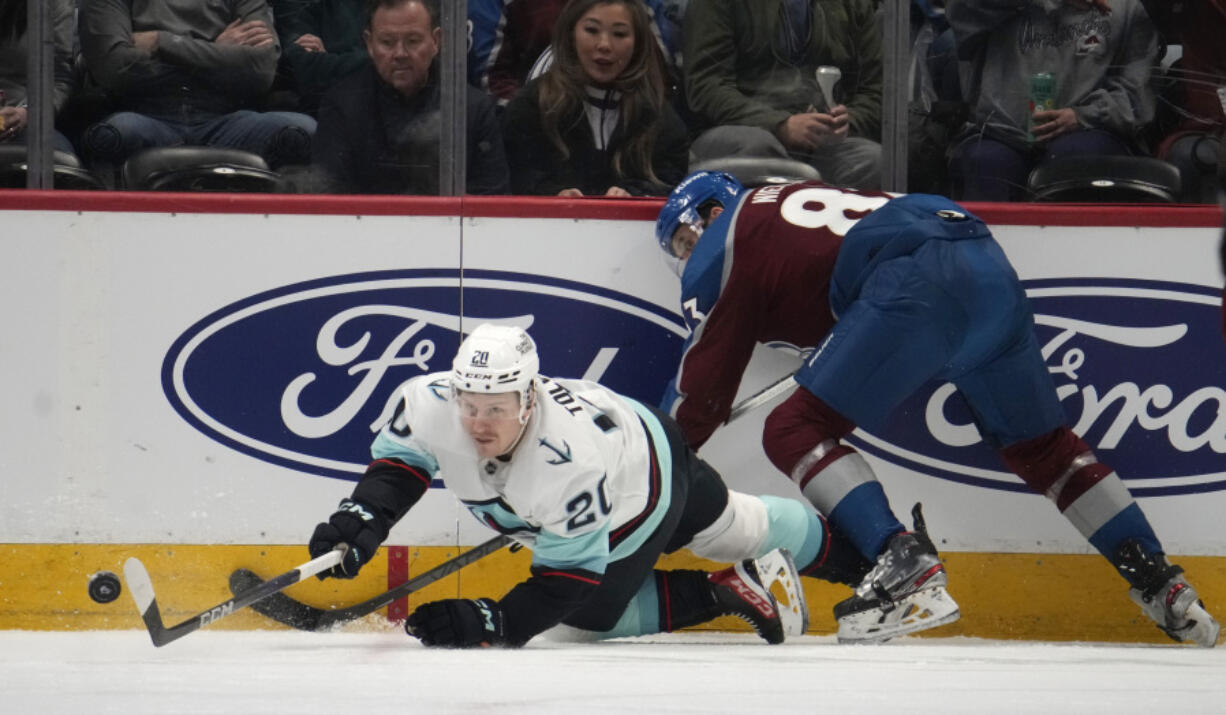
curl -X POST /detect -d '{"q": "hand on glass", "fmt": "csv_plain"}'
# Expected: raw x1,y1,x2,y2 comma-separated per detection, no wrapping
1030,107,1079,142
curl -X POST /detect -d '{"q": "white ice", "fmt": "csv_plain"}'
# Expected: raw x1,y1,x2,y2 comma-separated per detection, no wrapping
7,630,1225,715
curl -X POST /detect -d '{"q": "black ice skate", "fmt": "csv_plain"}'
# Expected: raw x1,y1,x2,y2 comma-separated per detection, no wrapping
709,554,789,645
833,503,960,644
1116,539,1220,648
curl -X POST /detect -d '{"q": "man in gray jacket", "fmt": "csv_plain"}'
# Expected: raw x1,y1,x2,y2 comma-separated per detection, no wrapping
79,0,317,171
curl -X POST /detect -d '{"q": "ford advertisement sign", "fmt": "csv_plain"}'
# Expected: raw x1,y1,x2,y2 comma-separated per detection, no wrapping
852,279,1226,497
163,269,687,480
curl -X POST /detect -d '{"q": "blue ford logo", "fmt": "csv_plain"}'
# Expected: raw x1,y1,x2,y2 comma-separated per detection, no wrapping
850,278,1226,496
162,269,686,480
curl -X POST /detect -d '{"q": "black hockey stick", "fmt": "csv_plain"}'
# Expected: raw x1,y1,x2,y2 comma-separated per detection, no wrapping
230,534,512,631
124,546,345,647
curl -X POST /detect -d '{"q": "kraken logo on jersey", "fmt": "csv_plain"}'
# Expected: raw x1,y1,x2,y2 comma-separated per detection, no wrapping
936,209,968,221
539,437,573,465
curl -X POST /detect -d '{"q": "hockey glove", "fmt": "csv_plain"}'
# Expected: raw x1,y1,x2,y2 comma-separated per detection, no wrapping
405,598,507,648
308,499,387,579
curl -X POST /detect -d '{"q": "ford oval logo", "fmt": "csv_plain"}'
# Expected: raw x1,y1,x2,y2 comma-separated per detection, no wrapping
162,269,686,480
849,278,1226,496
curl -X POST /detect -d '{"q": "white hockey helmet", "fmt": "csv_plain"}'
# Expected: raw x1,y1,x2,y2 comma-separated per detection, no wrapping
451,323,539,422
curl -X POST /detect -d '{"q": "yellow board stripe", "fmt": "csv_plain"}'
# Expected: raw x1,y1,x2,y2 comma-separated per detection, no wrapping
2,544,1222,644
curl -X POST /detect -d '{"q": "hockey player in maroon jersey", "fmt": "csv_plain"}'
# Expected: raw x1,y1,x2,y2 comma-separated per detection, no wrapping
655,170,1220,646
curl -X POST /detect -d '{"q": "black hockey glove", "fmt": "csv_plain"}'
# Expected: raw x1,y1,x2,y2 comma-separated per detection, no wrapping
405,598,507,648
308,499,387,579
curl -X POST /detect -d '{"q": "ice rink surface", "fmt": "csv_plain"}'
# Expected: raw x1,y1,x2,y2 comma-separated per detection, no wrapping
7,629,1225,715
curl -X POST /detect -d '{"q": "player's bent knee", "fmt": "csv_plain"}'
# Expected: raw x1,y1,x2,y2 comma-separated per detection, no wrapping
685,490,770,562
763,389,855,476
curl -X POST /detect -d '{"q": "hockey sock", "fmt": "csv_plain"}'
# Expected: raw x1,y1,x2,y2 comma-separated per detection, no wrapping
655,570,721,632
755,495,824,568
1000,428,1162,561
797,514,874,586
827,481,905,561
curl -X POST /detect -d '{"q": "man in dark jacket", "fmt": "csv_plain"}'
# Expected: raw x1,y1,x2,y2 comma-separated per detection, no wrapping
312,0,509,194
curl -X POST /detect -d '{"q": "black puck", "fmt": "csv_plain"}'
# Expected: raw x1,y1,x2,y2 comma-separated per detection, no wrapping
88,571,122,604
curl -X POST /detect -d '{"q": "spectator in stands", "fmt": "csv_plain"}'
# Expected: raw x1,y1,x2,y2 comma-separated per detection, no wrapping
945,0,1158,202
0,0,79,158
501,0,688,197
270,0,371,116
479,0,683,106
78,0,316,174
682,0,883,191
312,0,509,194
1147,1,1226,203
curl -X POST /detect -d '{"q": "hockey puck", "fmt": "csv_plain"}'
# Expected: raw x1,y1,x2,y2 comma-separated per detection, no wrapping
88,571,122,604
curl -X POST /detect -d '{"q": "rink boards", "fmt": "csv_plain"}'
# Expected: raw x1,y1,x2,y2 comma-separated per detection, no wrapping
0,192,1222,642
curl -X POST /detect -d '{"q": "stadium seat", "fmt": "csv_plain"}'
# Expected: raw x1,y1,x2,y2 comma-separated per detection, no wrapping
121,147,284,192
1027,155,1182,203
690,156,821,188
0,145,106,190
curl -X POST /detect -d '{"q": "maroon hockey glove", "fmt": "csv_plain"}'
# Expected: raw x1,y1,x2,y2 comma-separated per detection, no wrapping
406,598,507,648
308,499,387,579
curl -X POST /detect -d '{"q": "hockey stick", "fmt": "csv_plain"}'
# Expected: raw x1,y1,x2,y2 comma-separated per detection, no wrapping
725,371,797,424
124,545,345,647
230,534,512,631
236,371,797,632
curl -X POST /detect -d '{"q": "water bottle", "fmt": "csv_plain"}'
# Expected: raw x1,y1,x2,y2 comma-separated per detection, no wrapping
1027,72,1055,142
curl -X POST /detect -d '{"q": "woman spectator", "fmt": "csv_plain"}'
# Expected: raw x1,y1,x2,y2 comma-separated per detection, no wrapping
502,0,688,197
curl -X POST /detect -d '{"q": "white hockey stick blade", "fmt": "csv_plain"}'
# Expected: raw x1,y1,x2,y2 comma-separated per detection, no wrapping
836,586,960,644
123,546,345,647
754,548,809,638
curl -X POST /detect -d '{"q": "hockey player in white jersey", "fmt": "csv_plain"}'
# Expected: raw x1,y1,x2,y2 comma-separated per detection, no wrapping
307,323,874,647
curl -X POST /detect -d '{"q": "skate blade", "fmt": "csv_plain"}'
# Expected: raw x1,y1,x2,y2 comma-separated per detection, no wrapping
1176,602,1220,648
836,586,960,644
755,548,810,638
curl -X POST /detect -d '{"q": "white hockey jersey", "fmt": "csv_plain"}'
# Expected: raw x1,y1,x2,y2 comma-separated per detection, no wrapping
371,373,675,575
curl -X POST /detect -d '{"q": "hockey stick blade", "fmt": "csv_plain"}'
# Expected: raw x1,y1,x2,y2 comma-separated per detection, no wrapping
124,546,344,647
232,534,513,631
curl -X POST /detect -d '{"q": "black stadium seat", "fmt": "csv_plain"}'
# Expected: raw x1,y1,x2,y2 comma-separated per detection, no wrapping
1027,155,1182,203
0,145,105,190
121,146,284,192
690,156,821,188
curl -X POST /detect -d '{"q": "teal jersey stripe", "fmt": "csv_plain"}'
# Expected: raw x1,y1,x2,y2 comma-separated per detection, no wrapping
370,431,440,475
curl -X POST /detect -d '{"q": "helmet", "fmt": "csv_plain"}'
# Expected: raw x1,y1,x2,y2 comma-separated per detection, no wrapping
655,171,743,256
451,323,539,422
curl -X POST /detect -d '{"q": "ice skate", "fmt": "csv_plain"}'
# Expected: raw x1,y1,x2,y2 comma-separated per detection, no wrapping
1116,540,1220,647
709,555,788,644
751,548,809,638
834,503,960,644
